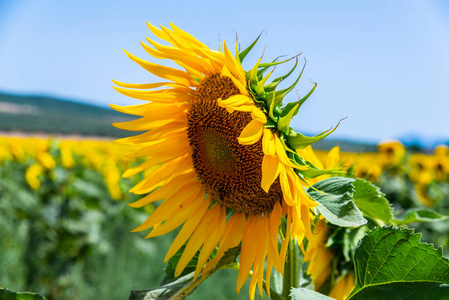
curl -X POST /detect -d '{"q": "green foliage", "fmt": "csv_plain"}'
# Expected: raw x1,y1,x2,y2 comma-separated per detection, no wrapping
352,179,393,224
129,273,196,300
0,141,255,300
308,177,367,228
393,208,448,226
0,288,47,300
290,288,335,300
131,247,242,300
348,226,449,299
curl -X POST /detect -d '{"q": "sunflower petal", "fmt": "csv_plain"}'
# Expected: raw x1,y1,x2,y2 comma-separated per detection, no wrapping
238,120,264,145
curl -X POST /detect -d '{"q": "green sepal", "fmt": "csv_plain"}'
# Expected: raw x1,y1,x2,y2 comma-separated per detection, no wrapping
271,63,305,111
276,80,317,135
277,102,300,134
238,32,264,63
287,119,344,149
264,57,299,92
268,91,279,121
256,69,273,96
287,129,333,149
291,152,308,166
264,119,278,128
257,55,299,69
247,57,262,86
296,165,347,179
297,81,317,108
257,57,280,81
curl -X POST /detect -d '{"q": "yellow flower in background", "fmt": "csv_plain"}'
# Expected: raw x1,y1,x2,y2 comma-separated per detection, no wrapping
328,273,355,300
353,154,383,183
433,146,449,182
10,138,24,161
434,145,449,157
112,22,343,299
409,153,433,183
37,151,56,170
26,163,44,190
60,141,75,169
103,157,122,200
378,140,405,168
409,153,435,206
433,156,449,182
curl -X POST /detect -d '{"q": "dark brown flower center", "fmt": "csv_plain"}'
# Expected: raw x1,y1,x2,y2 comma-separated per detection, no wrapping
187,74,282,214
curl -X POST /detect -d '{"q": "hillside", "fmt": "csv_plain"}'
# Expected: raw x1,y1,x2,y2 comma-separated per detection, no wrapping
0,91,380,151
0,92,134,138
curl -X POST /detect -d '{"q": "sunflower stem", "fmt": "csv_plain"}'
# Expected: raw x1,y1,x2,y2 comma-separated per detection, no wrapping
282,237,301,299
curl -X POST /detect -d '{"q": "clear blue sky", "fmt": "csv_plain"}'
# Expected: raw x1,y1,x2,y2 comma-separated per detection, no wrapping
0,0,448,144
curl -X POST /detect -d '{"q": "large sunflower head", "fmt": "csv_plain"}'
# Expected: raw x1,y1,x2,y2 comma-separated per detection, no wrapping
112,22,343,299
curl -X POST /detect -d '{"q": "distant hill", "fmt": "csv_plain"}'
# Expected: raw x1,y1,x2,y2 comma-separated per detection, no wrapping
0,92,135,138
0,91,383,152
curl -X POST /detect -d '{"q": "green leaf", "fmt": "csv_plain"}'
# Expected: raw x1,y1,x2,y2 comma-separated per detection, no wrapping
352,179,393,224
215,246,240,270
307,177,367,228
130,247,240,300
129,272,196,300
348,226,449,300
161,245,201,285
393,208,448,226
0,288,47,300
290,288,335,300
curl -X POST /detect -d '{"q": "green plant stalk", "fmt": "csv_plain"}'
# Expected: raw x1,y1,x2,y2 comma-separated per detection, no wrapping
282,237,301,299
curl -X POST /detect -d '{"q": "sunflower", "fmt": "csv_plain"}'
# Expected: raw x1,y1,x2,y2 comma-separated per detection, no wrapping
112,22,341,299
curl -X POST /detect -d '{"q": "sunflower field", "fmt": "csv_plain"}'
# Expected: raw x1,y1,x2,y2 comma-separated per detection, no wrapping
1,135,449,300
0,136,266,300
2,22,449,300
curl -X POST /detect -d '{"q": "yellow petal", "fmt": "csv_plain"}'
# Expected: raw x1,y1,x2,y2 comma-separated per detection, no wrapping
146,189,207,238
113,114,186,131
250,107,267,124
203,212,247,274
169,22,209,50
223,41,246,85
217,94,253,107
261,155,280,193
117,125,186,145
110,102,187,117
123,49,196,87
237,215,262,293
132,182,202,232
262,129,276,156
221,64,248,96
126,135,189,159
175,204,223,277
128,172,197,208
130,156,193,194
112,86,191,102
279,166,297,206
164,197,211,262
238,120,264,145
111,79,168,89
194,205,227,280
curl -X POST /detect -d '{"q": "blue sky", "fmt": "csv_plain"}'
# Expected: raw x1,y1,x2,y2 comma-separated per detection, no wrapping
0,0,448,144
